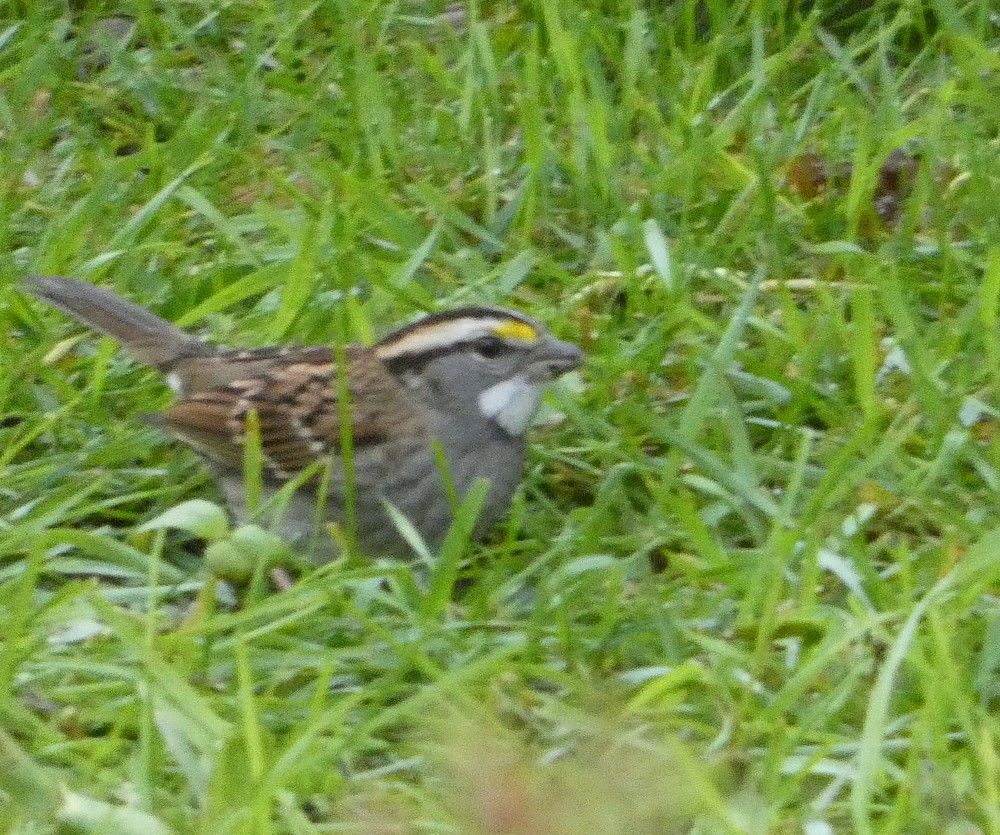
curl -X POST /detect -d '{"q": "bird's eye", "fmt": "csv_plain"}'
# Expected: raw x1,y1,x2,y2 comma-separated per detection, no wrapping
472,336,504,360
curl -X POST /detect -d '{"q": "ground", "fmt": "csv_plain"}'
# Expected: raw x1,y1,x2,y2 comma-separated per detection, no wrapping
2,2,1000,833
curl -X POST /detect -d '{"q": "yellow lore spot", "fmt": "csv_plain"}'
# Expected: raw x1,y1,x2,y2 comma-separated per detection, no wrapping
492,319,538,343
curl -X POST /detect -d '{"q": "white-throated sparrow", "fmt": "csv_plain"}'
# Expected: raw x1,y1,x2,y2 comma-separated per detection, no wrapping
24,276,583,560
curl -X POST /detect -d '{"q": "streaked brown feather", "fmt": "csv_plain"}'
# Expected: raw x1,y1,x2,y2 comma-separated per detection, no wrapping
170,345,335,394
165,348,425,479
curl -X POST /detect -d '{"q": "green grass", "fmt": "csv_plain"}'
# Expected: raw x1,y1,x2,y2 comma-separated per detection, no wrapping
2,1,1000,832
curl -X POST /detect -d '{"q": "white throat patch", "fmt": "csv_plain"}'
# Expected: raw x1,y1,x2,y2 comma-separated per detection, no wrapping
477,376,544,436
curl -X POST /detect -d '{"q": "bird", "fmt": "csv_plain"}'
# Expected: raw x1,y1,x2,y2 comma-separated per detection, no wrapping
23,276,584,561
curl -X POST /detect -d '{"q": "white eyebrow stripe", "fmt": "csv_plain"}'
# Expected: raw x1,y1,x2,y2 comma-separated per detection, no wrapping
376,317,510,359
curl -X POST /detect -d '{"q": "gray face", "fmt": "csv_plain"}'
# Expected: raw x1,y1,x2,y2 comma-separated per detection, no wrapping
375,308,583,437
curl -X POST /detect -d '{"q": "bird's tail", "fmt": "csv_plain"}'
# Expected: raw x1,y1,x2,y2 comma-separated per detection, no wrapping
23,275,211,369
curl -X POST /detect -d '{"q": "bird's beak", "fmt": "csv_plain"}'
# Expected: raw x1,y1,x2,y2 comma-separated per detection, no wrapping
530,336,584,380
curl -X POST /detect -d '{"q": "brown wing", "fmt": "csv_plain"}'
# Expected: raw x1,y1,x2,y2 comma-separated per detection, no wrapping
165,348,424,479
168,345,336,394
